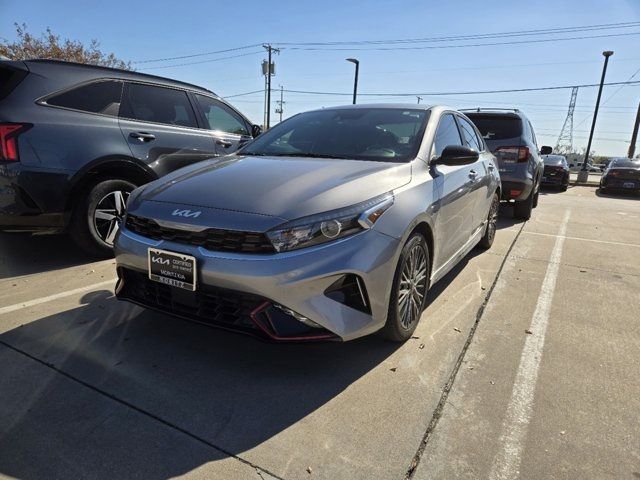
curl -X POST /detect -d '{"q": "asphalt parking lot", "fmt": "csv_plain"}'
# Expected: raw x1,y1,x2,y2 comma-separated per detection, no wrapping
0,186,638,480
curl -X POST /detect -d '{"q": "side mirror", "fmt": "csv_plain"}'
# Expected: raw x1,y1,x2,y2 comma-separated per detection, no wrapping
251,124,262,138
540,145,552,155
432,145,479,166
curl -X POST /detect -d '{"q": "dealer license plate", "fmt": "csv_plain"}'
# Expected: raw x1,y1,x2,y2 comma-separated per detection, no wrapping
148,248,196,291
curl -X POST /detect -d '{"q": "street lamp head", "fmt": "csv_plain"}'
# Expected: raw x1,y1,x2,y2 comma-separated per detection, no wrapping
603,50,614,57
346,58,359,65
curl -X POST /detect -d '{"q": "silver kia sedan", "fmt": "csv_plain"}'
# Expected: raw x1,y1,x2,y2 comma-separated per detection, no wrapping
114,105,500,342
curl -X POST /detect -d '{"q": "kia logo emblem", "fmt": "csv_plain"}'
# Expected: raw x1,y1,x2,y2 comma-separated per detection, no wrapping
172,209,202,218
151,256,170,265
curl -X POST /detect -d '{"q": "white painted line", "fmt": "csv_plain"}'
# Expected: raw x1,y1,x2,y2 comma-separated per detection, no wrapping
489,209,571,480
0,279,116,316
522,230,639,248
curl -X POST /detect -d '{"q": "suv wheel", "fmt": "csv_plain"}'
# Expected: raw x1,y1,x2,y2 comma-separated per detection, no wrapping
70,179,136,257
514,189,534,220
379,233,430,342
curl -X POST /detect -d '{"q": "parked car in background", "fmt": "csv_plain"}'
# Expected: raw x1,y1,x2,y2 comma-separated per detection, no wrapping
115,105,501,342
600,158,640,193
541,154,570,190
0,59,260,255
569,161,601,173
464,108,551,220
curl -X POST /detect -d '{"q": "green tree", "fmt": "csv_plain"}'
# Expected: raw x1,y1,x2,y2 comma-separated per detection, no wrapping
0,23,131,70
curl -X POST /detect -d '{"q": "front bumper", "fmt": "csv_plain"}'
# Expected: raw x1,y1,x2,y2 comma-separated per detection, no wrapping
114,225,402,341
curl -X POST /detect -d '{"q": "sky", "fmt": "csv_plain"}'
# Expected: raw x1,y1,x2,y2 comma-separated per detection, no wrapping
1,0,640,156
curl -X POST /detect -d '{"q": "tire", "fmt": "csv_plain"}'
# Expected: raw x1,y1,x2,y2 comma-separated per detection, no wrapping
514,188,534,220
561,185,568,192
532,189,539,208
478,192,499,250
379,232,430,342
70,178,137,257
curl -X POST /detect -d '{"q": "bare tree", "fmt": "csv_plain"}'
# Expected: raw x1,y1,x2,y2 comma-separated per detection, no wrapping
0,23,131,70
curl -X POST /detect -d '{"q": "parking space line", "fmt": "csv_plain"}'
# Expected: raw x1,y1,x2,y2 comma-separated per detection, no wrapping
489,209,571,480
522,230,639,248
0,279,116,316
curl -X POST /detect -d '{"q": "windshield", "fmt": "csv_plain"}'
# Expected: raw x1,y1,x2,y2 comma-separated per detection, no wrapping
241,108,430,162
543,155,566,165
610,159,640,169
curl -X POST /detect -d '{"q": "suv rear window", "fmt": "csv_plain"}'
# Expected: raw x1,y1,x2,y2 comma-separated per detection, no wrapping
466,114,523,141
46,80,123,116
120,83,198,128
0,65,29,100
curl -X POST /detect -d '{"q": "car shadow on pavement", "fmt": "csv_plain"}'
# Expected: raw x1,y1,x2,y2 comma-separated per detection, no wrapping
0,232,95,279
0,289,401,479
596,188,640,201
0,241,488,480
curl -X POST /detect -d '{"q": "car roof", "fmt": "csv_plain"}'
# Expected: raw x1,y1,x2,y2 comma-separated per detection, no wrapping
22,59,215,95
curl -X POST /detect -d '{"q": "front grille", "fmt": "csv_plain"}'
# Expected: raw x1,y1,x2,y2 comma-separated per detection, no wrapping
118,268,265,333
125,214,275,253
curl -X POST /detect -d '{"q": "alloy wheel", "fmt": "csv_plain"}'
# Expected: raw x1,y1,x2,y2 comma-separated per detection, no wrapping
93,190,129,246
397,243,428,330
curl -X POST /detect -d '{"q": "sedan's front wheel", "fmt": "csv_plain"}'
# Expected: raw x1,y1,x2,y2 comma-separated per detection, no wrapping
380,232,430,342
478,192,499,249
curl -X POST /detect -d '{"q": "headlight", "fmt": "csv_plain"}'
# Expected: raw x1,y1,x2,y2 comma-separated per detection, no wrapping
267,193,394,252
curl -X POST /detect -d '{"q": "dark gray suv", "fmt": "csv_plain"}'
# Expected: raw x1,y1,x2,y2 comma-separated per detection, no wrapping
0,59,260,255
464,109,551,219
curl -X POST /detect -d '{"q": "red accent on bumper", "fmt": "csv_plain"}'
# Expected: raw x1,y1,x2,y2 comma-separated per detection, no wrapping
250,301,338,342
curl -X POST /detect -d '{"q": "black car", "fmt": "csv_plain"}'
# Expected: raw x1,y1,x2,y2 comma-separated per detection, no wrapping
541,154,570,190
600,158,640,193
464,109,551,219
0,59,260,255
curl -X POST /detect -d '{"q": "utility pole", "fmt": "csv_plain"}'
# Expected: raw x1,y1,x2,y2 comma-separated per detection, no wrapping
275,85,285,124
579,50,613,183
262,44,279,129
416,96,422,104
628,100,640,158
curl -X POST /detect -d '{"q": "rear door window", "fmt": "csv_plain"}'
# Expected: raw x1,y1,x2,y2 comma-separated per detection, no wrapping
466,115,523,141
457,116,482,151
120,83,198,128
433,114,463,157
46,80,123,116
194,94,249,135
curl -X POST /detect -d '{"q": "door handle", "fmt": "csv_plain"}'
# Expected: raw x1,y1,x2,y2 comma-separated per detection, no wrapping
130,132,156,142
216,139,233,148
469,169,478,180
488,163,495,171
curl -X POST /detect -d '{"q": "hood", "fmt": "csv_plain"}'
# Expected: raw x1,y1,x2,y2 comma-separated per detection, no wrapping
136,155,412,221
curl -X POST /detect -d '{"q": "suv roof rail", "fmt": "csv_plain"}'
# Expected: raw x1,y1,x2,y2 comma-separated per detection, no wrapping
460,108,521,113
24,58,215,95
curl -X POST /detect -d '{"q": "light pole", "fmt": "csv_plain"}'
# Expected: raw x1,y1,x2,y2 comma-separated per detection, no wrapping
579,50,614,183
346,58,359,105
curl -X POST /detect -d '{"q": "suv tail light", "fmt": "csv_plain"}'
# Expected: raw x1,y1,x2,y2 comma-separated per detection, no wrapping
494,146,530,163
0,123,31,162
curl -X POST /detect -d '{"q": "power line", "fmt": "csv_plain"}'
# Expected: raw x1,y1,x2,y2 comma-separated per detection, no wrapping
130,21,639,65
273,22,640,46
139,51,264,70
280,31,640,52
276,80,640,98
222,89,266,99
133,44,264,64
